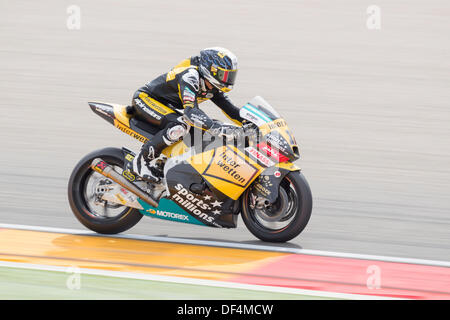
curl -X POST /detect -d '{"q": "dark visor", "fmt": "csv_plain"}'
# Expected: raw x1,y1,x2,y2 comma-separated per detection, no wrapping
216,68,237,85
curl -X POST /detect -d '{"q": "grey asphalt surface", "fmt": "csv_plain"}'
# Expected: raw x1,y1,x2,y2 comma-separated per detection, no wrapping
1,1,449,261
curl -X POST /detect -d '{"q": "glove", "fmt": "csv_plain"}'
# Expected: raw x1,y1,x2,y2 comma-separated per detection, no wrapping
209,123,243,142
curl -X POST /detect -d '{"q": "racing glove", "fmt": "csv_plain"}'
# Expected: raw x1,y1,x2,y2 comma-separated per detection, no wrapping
209,122,244,142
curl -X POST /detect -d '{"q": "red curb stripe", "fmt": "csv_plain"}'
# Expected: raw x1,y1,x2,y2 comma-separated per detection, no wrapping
229,254,450,299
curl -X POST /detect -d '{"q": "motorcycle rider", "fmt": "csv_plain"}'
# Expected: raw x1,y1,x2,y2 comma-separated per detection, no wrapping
130,47,244,183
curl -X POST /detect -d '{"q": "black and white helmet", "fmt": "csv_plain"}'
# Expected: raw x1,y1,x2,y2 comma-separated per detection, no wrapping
199,47,238,93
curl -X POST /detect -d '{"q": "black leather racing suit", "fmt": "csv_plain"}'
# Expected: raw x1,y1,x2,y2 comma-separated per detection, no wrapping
131,55,244,159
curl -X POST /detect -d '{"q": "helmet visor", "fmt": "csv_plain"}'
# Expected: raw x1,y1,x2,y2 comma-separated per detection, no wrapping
216,67,237,86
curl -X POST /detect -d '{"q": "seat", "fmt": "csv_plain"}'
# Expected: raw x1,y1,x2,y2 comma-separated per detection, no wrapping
129,117,160,140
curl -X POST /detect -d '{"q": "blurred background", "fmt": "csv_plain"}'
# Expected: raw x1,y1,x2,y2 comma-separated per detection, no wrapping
0,0,449,260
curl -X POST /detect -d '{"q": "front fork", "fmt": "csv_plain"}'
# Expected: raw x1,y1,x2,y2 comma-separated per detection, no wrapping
250,163,300,205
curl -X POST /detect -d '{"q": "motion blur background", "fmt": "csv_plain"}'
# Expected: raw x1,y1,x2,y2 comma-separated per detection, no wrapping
1,0,449,260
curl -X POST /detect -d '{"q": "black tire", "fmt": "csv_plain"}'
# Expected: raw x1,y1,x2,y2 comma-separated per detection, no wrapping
241,171,313,242
68,147,143,234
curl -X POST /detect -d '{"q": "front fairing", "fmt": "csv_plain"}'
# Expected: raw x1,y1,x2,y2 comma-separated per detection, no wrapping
239,96,300,162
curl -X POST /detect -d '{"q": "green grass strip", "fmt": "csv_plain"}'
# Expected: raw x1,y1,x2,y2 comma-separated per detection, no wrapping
0,266,335,300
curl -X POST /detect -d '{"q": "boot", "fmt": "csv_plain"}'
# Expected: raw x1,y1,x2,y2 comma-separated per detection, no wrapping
132,147,163,183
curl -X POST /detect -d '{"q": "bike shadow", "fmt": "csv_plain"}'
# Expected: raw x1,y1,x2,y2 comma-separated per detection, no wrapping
151,234,303,250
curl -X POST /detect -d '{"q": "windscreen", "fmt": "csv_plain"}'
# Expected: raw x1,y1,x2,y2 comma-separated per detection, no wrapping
240,96,281,126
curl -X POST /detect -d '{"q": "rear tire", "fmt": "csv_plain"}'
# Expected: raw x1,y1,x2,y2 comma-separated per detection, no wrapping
241,171,312,242
68,147,143,234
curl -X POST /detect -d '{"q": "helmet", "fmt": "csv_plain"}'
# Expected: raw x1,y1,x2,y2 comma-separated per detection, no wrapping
199,47,238,93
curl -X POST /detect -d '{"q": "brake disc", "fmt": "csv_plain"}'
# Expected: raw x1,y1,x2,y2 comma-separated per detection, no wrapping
254,187,289,223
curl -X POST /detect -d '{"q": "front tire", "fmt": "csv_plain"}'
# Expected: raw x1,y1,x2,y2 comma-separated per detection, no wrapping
241,171,312,242
68,147,143,234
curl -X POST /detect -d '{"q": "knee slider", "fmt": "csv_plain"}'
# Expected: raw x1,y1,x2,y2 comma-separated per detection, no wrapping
165,124,188,143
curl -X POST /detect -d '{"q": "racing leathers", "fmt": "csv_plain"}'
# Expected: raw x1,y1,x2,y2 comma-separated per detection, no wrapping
131,55,244,182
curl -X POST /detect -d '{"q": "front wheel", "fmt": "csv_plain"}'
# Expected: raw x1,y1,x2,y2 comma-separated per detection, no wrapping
241,171,312,242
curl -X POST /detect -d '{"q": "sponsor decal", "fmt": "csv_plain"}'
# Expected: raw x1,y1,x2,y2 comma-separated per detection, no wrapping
151,104,171,115
242,104,271,123
260,143,280,159
253,175,274,197
125,154,135,162
146,208,189,221
258,142,289,162
254,182,271,197
266,119,287,130
94,160,107,172
184,87,195,96
240,108,265,126
115,193,127,205
245,146,275,167
122,169,136,182
172,184,216,224
139,93,173,115
265,133,288,153
203,147,259,188
134,98,162,120
274,171,281,178
114,121,148,143
166,70,176,81
189,113,208,125
139,198,209,226
183,87,196,102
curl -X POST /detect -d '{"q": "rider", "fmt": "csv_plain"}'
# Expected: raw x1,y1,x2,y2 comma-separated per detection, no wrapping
130,47,244,182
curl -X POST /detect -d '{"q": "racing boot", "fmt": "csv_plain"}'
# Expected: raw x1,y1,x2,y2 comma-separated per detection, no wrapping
132,146,163,183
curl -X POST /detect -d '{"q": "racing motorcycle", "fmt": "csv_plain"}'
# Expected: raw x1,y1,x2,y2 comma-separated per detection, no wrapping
68,96,312,242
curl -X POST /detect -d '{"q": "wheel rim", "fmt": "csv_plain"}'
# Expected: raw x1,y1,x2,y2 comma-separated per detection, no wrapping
246,176,300,232
82,164,131,219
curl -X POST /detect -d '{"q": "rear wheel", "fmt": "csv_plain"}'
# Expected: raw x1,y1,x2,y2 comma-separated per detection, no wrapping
241,171,312,242
68,147,143,234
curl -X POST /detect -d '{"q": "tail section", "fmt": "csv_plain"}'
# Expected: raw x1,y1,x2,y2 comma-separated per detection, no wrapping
88,101,158,143
88,102,116,125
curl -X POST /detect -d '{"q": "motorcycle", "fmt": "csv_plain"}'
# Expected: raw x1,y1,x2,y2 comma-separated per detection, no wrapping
68,96,312,242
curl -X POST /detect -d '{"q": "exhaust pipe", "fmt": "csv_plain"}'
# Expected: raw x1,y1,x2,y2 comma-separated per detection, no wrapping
91,158,159,208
